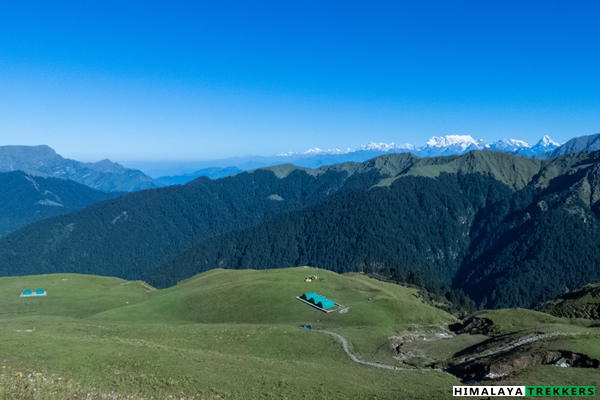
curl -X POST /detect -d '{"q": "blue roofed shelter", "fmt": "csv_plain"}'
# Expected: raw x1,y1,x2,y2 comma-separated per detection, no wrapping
310,295,325,305
301,292,318,302
317,298,335,309
20,288,46,297
299,292,336,310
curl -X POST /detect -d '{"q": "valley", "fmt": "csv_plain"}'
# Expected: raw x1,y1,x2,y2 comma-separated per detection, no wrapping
4,3,599,398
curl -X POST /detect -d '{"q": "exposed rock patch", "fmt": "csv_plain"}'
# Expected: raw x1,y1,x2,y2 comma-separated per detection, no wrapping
447,344,599,381
450,316,499,335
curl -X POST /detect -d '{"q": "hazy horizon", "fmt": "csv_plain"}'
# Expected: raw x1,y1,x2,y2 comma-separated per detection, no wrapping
1,1,599,164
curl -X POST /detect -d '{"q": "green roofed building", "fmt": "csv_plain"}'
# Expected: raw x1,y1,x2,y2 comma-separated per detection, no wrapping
317,298,335,309
301,292,318,302
299,292,335,310
20,288,46,297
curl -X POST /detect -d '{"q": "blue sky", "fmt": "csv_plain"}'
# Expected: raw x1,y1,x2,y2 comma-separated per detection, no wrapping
1,1,599,163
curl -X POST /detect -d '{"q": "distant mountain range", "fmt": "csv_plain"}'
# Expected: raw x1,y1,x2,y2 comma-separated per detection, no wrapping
0,145,161,192
156,166,244,186
3,134,598,189
150,133,600,186
147,135,563,184
3,148,600,309
549,133,600,158
276,134,560,158
0,170,119,236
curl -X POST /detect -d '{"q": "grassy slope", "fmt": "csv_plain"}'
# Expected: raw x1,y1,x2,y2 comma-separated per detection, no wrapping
0,274,154,319
0,268,460,399
95,267,460,364
1,269,598,399
536,283,600,319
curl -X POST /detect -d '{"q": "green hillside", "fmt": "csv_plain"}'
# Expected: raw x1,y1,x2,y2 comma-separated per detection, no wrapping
0,268,461,399
0,171,119,237
96,267,452,325
0,273,153,319
151,150,600,309
93,267,457,362
536,283,600,319
1,269,599,399
3,150,600,309
0,165,376,281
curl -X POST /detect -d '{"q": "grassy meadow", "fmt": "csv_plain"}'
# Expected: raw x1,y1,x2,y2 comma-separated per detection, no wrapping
0,267,598,399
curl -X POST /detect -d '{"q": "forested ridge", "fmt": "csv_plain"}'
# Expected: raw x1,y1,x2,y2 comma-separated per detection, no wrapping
0,171,119,237
0,165,381,279
1,150,600,309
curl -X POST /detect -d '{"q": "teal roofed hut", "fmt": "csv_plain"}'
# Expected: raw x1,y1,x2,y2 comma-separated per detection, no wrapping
20,288,46,297
301,292,318,302
298,292,336,310
317,298,335,309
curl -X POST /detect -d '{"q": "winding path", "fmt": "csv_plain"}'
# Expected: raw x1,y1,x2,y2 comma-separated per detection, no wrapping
317,330,440,372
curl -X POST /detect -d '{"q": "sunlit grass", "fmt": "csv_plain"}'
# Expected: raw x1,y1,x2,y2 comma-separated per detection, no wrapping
0,269,597,399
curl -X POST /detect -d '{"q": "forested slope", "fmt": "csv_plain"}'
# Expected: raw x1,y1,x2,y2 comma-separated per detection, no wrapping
151,151,600,308
1,150,600,309
0,171,120,236
0,163,388,279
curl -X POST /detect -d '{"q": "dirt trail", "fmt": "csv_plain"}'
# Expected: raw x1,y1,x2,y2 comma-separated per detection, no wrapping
318,330,441,372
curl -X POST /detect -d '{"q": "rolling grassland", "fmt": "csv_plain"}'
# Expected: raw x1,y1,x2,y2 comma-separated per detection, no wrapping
0,268,598,399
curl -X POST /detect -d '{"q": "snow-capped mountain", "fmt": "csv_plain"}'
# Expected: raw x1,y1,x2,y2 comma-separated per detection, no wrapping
279,134,560,160
358,142,416,152
513,135,560,157
531,135,560,152
425,135,481,149
488,138,531,152
148,133,598,181
418,135,486,157
275,147,352,157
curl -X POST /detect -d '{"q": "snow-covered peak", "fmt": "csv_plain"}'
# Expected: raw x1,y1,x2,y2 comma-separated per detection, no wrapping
534,135,560,148
275,148,352,157
275,151,296,157
274,134,562,159
489,139,531,152
302,147,352,155
425,135,479,149
358,142,415,152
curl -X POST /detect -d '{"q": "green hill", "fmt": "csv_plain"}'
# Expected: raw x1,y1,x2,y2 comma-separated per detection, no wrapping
93,267,457,359
536,283,600,319
0,268,460,399
1,268,599,399
0,273,153,319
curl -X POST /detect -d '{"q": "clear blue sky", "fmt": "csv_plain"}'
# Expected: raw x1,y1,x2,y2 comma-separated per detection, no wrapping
1,0,599,163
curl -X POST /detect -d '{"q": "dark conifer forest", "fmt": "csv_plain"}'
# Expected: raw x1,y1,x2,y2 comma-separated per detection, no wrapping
1,150,600,309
